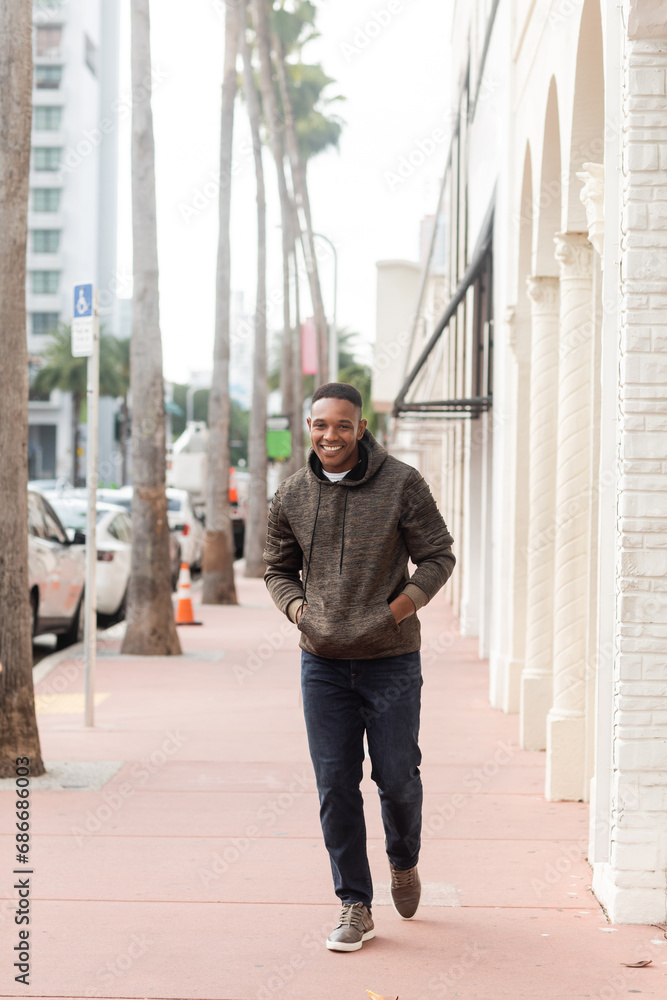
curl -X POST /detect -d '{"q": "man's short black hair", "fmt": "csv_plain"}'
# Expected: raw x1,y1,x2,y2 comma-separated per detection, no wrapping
311,382,363,414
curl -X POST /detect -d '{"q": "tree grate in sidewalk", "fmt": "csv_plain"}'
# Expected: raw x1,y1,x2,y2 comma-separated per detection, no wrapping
373,882,461,906
0,760,122,791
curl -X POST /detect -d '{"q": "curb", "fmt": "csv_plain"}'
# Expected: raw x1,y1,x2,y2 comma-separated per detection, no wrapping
32,642,84,686
32,621,126,686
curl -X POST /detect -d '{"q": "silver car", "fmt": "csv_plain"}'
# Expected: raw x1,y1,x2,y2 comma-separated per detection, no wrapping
28,490,85,649
46,498,133,618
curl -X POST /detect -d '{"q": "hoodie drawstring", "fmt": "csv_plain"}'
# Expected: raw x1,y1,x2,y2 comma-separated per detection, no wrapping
300,481,322,617
339,488,349,574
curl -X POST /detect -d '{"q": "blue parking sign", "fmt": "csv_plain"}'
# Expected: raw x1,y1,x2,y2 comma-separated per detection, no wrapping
73,283,93,318
72,283,95,357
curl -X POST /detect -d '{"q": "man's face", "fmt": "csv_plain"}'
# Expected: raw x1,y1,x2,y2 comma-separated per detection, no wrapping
307,397,367,473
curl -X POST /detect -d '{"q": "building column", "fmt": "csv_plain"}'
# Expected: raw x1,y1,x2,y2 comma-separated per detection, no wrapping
501,305,531,714
592,0,667,924
545,233,594,801
576,163,605,812
520,277,559,749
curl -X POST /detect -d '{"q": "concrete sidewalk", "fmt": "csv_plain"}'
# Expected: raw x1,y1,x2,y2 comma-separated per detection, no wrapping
1,571,665,999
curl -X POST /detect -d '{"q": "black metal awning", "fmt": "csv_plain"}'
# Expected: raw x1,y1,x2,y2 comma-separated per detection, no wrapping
392,213,494,419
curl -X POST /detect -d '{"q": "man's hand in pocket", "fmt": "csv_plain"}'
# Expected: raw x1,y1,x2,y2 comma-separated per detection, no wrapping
389,593,416,625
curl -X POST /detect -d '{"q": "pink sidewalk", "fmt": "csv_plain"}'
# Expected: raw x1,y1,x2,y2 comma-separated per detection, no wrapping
1,572,665,999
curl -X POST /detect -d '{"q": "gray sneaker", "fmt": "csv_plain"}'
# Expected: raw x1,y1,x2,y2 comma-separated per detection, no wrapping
326,902,375,952
389,862,421,919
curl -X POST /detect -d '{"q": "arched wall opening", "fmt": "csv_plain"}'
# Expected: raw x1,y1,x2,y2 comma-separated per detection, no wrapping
534,77,562,276
518,145,534,299
566,0,605,230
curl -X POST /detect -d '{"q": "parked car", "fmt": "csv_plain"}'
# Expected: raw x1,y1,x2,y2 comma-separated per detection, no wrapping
46,498,133,618
28,477,72,494
96,487,183,587
28,490,85,648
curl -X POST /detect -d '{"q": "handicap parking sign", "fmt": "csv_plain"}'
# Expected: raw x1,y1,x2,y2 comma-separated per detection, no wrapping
72,283,95,356
74,283,93,317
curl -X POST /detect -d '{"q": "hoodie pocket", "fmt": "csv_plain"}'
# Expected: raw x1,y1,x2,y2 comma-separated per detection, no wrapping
297,600,401,657
380,601,401,635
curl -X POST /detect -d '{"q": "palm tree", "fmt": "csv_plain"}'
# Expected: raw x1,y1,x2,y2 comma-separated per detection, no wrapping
291,206,304,468
251,0,296,447
202,0,240,605
278,127,295,457
32,326,126,486
240,0,268,578
121,0,181,656
0,3,45,776
270,2,341,386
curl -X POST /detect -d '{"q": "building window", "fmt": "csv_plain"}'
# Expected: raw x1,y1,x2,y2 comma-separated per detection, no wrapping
32,229,60,253
31,312,60,336
33,106,62,130
35,25,62,58
32,187,60,212
35,65,62,89
33,147,61,171
31,270,60,294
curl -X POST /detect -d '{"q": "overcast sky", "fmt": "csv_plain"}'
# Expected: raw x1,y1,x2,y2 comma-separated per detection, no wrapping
116,0,453,383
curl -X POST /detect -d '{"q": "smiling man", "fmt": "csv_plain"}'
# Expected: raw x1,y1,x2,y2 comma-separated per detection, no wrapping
263,382,455,952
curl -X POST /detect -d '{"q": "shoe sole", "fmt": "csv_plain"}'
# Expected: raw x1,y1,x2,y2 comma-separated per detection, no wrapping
326,928,375,952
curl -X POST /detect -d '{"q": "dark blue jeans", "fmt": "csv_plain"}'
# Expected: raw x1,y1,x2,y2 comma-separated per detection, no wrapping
301,650,423,909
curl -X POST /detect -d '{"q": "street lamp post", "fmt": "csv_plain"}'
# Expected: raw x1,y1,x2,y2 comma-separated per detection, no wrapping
312,232,338,382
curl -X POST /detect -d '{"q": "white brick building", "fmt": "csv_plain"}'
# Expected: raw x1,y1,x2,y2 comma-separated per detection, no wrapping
373,0,667,923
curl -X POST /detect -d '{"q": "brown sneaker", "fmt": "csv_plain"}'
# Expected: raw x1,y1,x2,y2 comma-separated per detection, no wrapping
389,862,421,919
326,902,375,952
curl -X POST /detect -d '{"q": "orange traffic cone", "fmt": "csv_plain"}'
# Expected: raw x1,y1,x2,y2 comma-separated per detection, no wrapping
174,562,202,626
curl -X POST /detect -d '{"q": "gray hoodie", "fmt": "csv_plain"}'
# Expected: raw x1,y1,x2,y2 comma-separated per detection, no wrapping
263,429,456,660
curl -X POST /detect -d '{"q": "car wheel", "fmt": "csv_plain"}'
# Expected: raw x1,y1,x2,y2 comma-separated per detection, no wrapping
116,588,128,622
30,590,38,639
77,592,86,643
56,591,85,650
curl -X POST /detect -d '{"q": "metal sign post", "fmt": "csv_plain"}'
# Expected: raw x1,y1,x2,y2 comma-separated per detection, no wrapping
72,283,99,727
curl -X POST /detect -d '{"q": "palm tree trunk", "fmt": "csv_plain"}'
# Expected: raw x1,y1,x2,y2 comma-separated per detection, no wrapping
241,1,268,578
272,34,329,386
251,0,297,455
0,3,45,776
276,149,294,485
122,0,181,655
120,395,129,485
71,391,81,486
278,136,294,440
291,214,304,468
202,0,240,604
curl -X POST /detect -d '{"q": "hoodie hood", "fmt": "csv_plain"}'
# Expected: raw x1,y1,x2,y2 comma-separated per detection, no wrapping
306,428,389,488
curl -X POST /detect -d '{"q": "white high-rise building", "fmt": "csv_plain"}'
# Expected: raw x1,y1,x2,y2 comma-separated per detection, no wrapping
27,0,121,483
